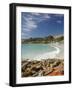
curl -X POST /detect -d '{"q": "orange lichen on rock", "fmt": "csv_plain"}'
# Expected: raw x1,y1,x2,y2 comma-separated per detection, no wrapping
48,63,64,76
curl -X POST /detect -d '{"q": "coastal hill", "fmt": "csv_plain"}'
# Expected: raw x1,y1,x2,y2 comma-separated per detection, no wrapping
22,35,64,44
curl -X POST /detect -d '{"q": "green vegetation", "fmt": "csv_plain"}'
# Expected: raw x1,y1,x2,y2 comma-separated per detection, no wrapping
22,35,64,44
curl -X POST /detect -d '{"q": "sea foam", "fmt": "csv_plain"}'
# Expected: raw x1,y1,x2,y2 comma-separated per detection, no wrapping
33,45,60,60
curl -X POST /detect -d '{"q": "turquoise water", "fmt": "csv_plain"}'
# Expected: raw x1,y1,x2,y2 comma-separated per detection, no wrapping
21,44,56,60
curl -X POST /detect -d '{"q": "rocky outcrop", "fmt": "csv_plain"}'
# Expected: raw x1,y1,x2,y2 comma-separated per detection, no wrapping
21,59,64,77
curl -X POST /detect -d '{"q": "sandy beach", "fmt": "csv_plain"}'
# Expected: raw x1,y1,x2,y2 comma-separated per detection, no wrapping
31,43,63,60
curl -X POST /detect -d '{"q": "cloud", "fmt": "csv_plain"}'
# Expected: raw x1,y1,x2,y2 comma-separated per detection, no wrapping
54,14,64,17
21,31,30,39
22,20,37,31
21,12,51,38
43,14,51,19
22,14,37,32
31,13,41,16
22,13,51,32
57,20,62,24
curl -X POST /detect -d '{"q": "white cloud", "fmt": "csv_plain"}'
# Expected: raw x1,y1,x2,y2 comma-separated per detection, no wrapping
54,14,64,17
31,13,41,16
22,18,37,32
43,14,51,19
21,13,51,38
22,14,38,31
21,31,30,39
57,20,62,24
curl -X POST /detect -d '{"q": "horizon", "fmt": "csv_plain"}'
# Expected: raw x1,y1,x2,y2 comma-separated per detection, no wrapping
22,34,64,40
21,12,64,39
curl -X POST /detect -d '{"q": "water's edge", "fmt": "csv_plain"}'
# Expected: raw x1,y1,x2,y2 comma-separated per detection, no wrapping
21,43,64,61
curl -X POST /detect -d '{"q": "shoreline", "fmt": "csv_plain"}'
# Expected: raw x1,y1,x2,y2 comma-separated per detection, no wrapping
35,44,61,60
21,43,64,77
22,43,64,61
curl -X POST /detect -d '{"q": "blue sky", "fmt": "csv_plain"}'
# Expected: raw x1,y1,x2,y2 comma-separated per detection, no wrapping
21,12,64,39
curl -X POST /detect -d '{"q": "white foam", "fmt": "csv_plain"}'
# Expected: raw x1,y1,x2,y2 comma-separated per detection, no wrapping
34,45,60,60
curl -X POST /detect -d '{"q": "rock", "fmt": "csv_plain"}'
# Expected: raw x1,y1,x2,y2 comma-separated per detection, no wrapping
22,68,32,77
38,70,43,76
32,72,38,77
31,64,42,71
31,70,36,74
52,61,61,67
60,70,64,74
43,67,53,76
49,60,55,64
21,59,64,77
22,62,28,68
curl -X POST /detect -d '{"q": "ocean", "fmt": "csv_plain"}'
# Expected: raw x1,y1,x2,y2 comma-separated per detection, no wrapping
21,43,60,60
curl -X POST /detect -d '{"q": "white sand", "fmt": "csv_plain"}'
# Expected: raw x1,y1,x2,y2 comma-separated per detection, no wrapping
34,43,64,60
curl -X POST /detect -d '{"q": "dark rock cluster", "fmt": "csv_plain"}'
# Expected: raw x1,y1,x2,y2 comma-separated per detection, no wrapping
21,59,64,77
